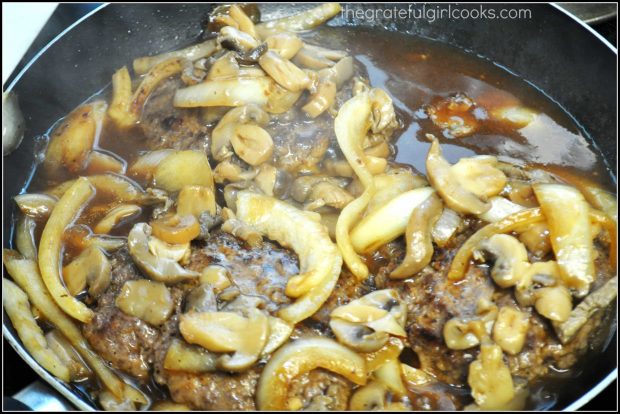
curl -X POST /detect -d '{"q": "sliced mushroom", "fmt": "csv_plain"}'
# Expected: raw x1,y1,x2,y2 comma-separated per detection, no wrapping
179,308,269,372
477,234,529,288
443,318,485,350
221,217,263,248
534,286,572,322
518,222,552,258
253,163,277,196
217,26,260,53
391,193,443,279
533,183,595,297
426,136,499,215
492,307,529,355
115,280,173,326
93,204,142,234
147,237,191,264
553,276,617,343
150,214,200,244
214,160,258,184
228,4,258,38
467,341,515,410
128,149,175,182
451,156,507,200
62,246,111,297
349,381,387,411
258,50,310,92
230,124,274,165
425,93,479,138
212,104,270,161
265,32,303,59
127,223,199,284
264,82,303,114
185,284,218,313
14,193,58,219
302,75,337,118
262,316,294,356
330,289,406,352
15,215,37,260
373,359,408,397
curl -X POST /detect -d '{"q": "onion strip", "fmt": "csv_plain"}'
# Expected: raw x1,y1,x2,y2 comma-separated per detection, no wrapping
38,177,95,323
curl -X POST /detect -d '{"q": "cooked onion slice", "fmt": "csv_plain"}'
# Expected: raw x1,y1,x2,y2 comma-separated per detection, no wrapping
107,66,134,129
350,187,435,254
153,150,214,193
255,3,342,38
256,337,367,410
391,192,443,278
116,280,173,326
3,278,71,382
335,93,376,280
173,77,273,108
533,184,594,297
468,341,515,410
44,101,107,175
235,191,342,323
3,251,146,404
39,177,95,323
133,39,217,75
14,193,57,219
448,208,546,280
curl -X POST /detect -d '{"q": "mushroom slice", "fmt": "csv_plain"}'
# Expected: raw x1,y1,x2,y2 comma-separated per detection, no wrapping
211,104,270,161
221,216,263,248
293,44,348,69
534,286,572,322
253,163,277,196
39,177,95,323
443,318,485,350
307,181,354,210
62,246,111,297
425,136,494,215
425,93,479,138
217,26,260,53
373,359,408,397
401,363,435,387
349,381,387,411
533,183,595,297
553,276,618,344
391,193,443,279
258,50,310,92
2,278,71,382
231,124,274,166
350,187,435,254
256,337,367,410
451,156,507,200
302,75,337,118
14,193,58,219
93,204,142,234
291,175,350,202
116,280,174,326
264,82,303,114
322,56,355,89
127,223,199,284
330,289,407,352
492,307,529,355
173,76,274,108
369,88,398,135
153,150,214,193
255,3,342,38
468,341,515,410
235,191,342,323
214,160,258,183
147,237,191,264
179,308,269,372
151,214,200,244
44,101,107,175
228,4,258,38
265,32,303,59
63,225,126,253
477,234,529,288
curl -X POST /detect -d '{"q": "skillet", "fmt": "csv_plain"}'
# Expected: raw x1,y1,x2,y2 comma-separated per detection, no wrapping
3,3,617,410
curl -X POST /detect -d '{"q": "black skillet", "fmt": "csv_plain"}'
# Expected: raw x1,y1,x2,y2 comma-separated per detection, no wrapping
3,3,617,411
